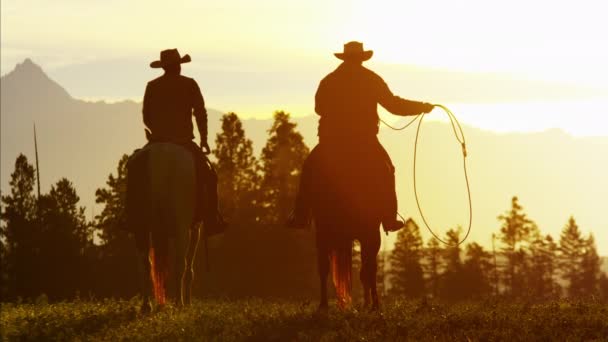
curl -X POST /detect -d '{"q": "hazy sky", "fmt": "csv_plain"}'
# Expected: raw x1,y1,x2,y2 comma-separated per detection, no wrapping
2,0,607,134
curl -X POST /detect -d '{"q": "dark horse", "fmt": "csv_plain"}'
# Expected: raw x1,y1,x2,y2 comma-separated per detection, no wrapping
310,143,387,311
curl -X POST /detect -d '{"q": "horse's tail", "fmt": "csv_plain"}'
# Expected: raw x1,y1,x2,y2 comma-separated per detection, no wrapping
149,236,169,306
330,242,353,309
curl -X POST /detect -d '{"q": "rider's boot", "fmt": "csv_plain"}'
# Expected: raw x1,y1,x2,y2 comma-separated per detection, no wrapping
204,210,228,237
285,209,311,229
382,216,404,233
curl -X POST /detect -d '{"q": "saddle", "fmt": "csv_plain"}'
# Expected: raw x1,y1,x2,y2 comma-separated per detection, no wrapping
125,142,223,238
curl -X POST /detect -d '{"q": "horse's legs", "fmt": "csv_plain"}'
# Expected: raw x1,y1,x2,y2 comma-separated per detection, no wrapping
181,224,201,306
171,225,188,307
317,241,330,311
360,228,381,311
135,233,152,313
359,251,372,309
165,224,189,306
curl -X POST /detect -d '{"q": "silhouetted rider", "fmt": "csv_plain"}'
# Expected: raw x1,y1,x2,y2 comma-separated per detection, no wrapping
288,41,434,232
143,48,227,233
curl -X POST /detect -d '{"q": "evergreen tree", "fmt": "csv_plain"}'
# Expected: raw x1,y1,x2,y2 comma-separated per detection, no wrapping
490,233,500,295
462,242,493,299
376,250,388,298
528,233,560,299
558,216,585,298
388,218,425,297
423,237,442,298
37,178,92,299
579,234,601,297
95,155,129,252
438,228,466,300
497,196,536,297
599,272,608,303
212,112,260,223
258,111,309,224
0,215,6,299
93,154,139,297
0,155,39,299
194,112,317,299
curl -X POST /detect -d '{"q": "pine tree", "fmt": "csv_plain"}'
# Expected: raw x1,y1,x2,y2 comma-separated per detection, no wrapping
212,112,260,223
388,218,425,297
558,216,585,298
0,155,39,299
423,237,442,298
93,154,139,297
258,111,309,224
438,228,466,300
599,272,608,302
376,250,388,298
528,233,560,299
95,155,129,250
579,234,601,297
497,196,536,297
0,214,6,299
491,233,500,295
462,242,493,299
37,178,92,299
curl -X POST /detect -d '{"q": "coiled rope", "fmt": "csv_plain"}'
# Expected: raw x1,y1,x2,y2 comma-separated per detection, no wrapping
380,104,472,246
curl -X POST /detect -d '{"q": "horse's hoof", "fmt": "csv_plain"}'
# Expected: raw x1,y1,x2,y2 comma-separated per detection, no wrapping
140,302,152,315
316,304,329,316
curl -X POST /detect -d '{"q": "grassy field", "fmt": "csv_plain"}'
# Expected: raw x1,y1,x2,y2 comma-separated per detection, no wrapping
1,298,607,341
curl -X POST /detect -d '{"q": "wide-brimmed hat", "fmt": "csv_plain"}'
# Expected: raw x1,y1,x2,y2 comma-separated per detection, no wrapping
150,49,191,68
334,41,373,61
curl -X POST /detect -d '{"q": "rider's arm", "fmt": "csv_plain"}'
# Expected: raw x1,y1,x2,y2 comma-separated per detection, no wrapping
191,80,208,144
314,78,329,116
377,79,433,116
142,83,153,130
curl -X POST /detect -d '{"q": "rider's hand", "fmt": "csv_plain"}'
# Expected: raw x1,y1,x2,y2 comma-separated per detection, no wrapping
200,141,211,155
422,103,435,114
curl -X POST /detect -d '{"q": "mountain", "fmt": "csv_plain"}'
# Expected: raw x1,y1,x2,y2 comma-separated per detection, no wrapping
1,59,607,257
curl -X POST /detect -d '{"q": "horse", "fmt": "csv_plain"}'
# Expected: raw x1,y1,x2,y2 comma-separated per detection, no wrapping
126,142,202,311
309,143,387,311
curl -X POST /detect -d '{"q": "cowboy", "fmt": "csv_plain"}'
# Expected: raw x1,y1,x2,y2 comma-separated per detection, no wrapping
287,41,434,232
143,48,227,233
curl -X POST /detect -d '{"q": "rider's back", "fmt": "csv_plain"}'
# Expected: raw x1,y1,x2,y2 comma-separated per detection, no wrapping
315,63,385,143
143,74,203,142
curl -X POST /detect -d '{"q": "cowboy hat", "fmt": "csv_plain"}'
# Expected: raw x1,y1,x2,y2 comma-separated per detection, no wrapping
334,41,373,61
150,49,191,68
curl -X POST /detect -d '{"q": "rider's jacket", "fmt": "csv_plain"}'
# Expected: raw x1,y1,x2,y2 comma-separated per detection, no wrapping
315,62,428,144
143,74,206,143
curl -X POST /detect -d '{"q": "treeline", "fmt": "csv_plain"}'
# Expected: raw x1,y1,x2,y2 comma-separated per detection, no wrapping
1,111,607,302
385,201,608,301
0,111,314,301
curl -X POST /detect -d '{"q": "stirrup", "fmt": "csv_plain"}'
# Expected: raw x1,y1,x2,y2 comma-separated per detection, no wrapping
383,219,404,233
285,211,310,229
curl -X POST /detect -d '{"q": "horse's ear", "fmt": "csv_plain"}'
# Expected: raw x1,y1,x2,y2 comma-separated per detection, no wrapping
145,129,152,141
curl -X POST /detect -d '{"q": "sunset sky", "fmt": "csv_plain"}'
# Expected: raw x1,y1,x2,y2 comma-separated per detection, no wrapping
2,0,607,134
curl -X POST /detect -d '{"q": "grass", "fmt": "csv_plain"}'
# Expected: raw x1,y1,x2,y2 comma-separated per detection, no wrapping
1,297,607,341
